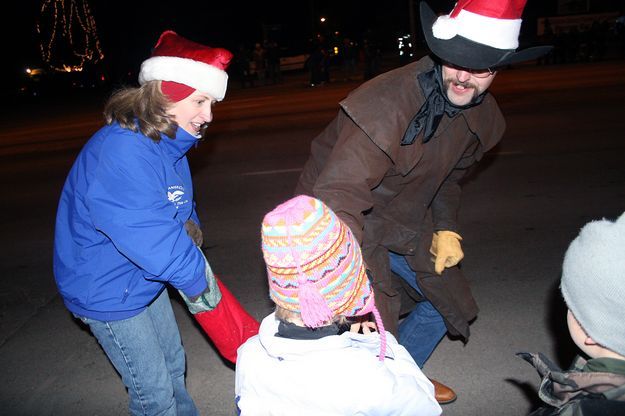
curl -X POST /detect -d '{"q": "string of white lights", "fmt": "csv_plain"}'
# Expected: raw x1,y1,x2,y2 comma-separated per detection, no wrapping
36,0,104,72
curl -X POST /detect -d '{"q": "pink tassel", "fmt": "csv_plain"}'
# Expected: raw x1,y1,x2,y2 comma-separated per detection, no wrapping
371,306,387,361
299,281,333,328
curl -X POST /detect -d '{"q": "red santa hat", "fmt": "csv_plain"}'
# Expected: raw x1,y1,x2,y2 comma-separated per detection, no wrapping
139,31,233,102
421,0,552,69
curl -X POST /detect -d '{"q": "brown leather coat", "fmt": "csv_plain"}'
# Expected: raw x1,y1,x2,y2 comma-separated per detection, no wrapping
296,56,506,338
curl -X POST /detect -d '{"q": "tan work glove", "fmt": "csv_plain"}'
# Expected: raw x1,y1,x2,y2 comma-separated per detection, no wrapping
429,230,464,275
184,219,203,247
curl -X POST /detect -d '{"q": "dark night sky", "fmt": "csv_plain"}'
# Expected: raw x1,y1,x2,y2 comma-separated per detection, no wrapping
11,1,422,77
6,0,624,92
8,0,426,88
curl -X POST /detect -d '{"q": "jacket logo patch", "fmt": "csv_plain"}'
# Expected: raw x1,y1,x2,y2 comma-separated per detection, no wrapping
167,185,189,208
167,190,184,202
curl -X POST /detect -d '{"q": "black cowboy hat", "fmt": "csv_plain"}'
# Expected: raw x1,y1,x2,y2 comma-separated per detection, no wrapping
420,1,552,70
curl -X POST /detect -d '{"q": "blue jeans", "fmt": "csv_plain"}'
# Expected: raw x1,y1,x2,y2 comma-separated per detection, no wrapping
389,252,447,368
76,290,198,416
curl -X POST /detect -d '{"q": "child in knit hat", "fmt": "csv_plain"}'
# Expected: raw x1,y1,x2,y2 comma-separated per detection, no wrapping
235,195,441,416
519,212,625,415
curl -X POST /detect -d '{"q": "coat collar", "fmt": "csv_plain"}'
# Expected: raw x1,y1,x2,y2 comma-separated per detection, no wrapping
258,313,352,361
159,127,198,161
258,313,394,361
519,352,625,407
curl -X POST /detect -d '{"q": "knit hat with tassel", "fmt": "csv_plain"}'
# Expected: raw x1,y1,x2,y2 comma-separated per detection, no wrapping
261,195,386,360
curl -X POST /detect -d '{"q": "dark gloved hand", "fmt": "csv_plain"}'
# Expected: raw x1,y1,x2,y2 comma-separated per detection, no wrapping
179,248,221,314
184,220,203,247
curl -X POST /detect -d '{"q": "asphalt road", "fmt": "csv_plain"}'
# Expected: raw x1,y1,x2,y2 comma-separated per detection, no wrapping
1,59,624,415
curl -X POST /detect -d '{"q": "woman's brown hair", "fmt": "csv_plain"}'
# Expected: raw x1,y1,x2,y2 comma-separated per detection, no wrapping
103,81,177,142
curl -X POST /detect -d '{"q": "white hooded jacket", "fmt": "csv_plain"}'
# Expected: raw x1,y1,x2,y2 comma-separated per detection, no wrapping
235,313,441,416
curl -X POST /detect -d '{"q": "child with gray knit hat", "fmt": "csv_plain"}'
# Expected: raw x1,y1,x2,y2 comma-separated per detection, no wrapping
518,212,625,415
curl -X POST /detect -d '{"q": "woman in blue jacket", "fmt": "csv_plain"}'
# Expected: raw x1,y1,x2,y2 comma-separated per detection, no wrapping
53,31,232,415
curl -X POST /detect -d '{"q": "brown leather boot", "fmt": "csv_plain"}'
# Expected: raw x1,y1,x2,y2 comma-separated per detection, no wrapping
429,378,457,404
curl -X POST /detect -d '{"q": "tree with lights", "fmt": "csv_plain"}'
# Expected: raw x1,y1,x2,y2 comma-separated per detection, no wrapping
36,0,104,73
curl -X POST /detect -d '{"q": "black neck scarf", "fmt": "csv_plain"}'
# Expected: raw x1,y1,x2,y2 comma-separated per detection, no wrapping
401,64,485,145
276,320,341,340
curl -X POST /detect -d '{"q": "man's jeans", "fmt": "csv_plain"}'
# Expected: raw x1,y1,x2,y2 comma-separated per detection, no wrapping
389,252,447,368
76,290,198,416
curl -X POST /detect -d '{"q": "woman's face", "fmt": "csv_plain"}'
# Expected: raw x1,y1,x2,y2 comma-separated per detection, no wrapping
168,90,216,137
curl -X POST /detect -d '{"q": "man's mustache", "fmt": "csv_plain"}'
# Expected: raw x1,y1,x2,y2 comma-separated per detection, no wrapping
444,78,476,89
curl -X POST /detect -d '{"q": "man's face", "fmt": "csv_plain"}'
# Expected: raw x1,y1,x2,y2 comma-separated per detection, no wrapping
441,63,496,106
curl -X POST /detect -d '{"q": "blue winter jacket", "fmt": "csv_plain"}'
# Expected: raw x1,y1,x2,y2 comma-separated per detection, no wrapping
53,122,207,321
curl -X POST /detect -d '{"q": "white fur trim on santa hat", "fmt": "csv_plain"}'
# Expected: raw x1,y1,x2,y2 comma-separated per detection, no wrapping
432,9,521,50
138,56,229,101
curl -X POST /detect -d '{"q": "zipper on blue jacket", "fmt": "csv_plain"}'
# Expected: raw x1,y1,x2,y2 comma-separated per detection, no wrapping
121,288,129,303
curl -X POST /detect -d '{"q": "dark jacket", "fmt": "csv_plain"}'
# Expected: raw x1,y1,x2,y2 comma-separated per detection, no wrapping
519,352,625,416
296,56,506,337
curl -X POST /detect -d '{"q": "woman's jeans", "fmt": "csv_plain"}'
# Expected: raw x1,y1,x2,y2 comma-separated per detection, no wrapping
389,252,447,368
76,290,198,416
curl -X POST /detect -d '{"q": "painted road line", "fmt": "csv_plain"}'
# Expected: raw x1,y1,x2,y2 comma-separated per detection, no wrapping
241,168,303,176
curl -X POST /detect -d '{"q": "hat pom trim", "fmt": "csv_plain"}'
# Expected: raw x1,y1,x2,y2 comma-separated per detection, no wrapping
139,56,228,101
431,15,457,40
433,9,521,50
298,281,334,328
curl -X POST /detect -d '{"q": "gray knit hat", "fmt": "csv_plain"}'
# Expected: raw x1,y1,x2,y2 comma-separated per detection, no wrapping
561,212,625,356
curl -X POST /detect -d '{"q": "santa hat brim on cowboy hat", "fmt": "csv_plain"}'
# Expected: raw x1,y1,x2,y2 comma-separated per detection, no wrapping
420,1,552,70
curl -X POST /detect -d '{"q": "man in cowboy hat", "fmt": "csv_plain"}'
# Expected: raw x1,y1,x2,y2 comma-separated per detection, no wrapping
295,0,551,403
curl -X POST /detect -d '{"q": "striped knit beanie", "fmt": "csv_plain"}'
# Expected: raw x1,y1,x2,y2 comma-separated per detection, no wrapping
261,195,386,360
